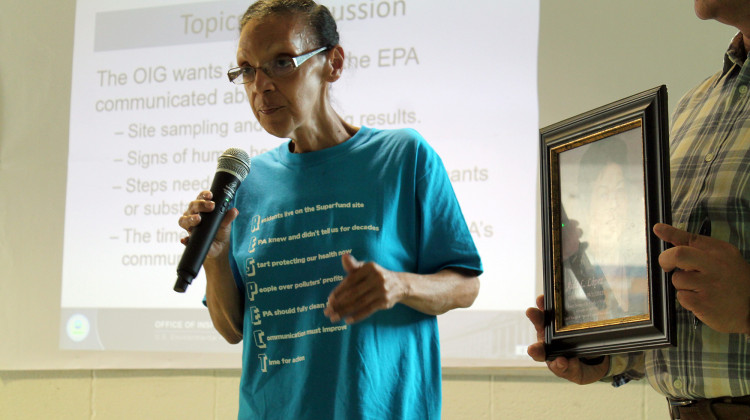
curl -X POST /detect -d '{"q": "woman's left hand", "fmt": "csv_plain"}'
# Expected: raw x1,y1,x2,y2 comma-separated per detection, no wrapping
324,254,409,324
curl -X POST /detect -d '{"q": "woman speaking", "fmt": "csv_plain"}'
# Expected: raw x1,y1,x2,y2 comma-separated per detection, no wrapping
179,1,482,418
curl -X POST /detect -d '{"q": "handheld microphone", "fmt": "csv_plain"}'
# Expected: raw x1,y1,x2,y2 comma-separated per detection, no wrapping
174,148,251,293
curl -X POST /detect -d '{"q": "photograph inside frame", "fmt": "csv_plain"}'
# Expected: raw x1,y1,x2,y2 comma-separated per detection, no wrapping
554,120,651,331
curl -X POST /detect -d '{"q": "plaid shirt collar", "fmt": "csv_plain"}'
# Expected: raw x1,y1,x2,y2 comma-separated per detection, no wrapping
723,32,748,74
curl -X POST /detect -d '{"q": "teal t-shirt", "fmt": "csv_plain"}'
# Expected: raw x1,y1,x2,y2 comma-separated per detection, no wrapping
228,126,482,419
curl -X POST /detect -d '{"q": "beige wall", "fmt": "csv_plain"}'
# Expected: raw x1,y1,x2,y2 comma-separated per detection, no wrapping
1,369,669,419
0,0,738,419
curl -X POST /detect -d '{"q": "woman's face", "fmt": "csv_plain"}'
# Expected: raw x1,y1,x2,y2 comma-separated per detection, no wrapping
236,13,328,139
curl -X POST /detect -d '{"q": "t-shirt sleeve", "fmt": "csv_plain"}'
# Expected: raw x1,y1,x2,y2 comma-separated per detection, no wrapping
413,133,483,276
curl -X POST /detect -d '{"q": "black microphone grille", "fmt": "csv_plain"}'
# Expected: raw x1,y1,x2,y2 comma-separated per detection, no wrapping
217,148,251,181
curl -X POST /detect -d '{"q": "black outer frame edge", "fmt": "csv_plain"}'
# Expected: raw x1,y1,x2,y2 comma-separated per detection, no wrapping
538,85,675,359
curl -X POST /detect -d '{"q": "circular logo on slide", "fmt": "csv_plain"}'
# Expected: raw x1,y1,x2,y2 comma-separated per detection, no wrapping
66,314,90,342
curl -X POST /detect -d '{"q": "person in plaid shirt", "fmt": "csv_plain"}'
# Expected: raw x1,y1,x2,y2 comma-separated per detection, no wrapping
527,1,750,419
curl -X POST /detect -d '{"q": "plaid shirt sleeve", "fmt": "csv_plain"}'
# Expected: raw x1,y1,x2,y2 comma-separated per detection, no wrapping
602,352,645,387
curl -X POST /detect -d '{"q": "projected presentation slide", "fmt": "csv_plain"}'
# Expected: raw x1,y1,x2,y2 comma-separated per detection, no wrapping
61,0,539,365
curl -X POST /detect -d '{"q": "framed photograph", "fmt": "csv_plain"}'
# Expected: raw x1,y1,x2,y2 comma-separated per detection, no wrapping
539,85,675,359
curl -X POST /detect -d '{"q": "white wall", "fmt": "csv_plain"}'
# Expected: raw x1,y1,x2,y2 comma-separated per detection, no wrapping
0,0,737,418
1,369,669,419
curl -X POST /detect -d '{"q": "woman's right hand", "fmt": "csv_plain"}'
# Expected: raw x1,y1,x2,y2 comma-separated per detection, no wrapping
178,190,239,260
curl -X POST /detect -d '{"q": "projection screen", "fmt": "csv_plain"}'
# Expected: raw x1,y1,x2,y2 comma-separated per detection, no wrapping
51,0,540,368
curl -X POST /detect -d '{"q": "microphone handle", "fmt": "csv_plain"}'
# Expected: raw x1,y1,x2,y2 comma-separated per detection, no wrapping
174,171,240,292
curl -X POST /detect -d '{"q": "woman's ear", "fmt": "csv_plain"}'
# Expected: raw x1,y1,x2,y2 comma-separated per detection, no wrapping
325,45,345,82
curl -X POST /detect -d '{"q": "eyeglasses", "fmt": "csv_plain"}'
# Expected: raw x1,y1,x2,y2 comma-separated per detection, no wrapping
227,46,328,85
